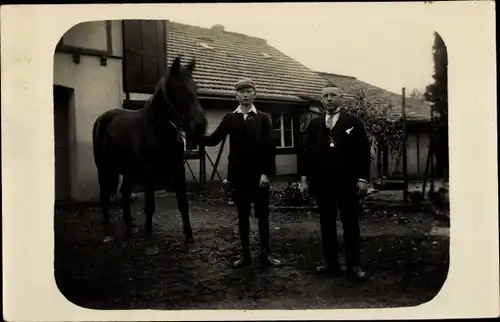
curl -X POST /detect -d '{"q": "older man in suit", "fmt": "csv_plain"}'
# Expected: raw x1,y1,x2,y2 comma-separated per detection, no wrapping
202,78,283,269
299,83,371,280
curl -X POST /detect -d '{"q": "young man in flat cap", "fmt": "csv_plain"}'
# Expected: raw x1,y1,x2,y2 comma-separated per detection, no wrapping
202,78,283,269
299,83,370,280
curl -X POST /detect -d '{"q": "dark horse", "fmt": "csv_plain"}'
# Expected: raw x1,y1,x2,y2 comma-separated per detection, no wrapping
92,56,207,255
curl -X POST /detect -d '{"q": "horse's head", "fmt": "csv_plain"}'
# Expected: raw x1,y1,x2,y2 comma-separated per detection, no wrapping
154,56,207,143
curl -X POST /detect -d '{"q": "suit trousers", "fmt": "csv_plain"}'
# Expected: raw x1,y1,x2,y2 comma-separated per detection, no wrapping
315,179,361,268
232,175,271,255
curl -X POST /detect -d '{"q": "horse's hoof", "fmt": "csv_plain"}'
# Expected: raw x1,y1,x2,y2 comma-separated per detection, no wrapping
185,236,195,245
103,236,114,243
145,245,160,256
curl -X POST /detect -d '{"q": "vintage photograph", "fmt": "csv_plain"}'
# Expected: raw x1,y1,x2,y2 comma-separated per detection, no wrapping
53,10,450,310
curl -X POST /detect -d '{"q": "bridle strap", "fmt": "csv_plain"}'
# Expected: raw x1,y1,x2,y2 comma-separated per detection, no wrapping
152,81,186,138
156,91,189,150
153,76,194,152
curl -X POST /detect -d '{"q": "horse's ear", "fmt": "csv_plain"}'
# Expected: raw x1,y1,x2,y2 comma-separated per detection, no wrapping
170,56,182,75
187,59,196,77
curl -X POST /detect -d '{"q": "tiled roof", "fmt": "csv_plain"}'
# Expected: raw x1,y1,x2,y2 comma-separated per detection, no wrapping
317,72,431,121
165,20,333,102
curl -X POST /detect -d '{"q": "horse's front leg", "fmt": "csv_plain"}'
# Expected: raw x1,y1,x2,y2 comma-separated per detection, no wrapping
143,183,159,255
174,168,194,245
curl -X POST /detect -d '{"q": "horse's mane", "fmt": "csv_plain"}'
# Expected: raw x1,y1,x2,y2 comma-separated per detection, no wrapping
144,74,168,114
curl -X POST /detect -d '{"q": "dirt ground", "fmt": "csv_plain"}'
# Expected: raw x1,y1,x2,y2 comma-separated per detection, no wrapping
54,193,449,310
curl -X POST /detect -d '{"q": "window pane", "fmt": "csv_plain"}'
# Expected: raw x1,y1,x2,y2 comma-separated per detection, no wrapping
272,114,281,130
283,129,294,147
273,129,282,147
282,113,293,130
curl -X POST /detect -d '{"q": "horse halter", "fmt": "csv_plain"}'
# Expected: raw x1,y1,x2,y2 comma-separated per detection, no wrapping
160,94,186,141
154,85,190,145
154,72,200,148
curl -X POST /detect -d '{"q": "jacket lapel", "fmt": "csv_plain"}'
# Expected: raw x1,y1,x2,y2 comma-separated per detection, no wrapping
315,111,350,144
316,115,325,144
232,112,245,135
245,112,261,139
331,111,349,137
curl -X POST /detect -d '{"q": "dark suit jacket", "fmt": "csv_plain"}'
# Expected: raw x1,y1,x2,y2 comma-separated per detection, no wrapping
299,111,371,195
202,109,275,183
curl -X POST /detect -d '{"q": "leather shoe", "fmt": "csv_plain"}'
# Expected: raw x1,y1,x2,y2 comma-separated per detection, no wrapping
260,253,283,267
232,255,252,269
346,266,368,280
315,262,344,275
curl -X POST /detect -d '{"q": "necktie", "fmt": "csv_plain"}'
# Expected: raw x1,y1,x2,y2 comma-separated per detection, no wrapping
245,111,255,122
326,114,333,130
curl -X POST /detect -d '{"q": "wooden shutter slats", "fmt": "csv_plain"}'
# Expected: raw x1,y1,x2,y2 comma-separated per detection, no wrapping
142,21,159,53
122,20,165,94
142,55,161,85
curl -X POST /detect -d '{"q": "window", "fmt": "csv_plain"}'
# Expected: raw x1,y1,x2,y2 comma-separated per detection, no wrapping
272,113,294,148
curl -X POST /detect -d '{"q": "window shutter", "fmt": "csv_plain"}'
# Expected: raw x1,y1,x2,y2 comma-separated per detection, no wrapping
122,20,166,94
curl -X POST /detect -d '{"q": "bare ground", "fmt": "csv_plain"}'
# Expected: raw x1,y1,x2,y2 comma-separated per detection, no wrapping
54,194,449,310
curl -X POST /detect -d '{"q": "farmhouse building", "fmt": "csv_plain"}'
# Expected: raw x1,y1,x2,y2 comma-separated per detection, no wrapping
53,19,434,202
54,21,124,201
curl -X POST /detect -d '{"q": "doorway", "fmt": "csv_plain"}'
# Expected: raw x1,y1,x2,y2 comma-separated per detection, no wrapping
53,85,72,201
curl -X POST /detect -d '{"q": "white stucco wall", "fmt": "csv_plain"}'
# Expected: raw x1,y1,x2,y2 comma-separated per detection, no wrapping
54,20,123,201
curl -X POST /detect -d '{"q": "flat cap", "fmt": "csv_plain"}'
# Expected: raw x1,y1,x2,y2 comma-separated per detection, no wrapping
234,78,256,91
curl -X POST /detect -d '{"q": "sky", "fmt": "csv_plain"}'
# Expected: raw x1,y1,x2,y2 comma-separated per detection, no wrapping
161,3,436,95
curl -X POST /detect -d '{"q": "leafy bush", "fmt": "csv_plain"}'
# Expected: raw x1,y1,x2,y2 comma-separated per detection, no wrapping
343,99,404,155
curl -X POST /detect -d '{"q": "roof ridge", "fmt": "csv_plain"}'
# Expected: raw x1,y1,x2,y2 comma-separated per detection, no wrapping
356,80,430,106
355,79,404,97
317,71,357,80
355,80,430,107
166,20,268,46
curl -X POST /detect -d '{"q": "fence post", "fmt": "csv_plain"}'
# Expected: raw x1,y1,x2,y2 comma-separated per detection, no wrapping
402,87,408,202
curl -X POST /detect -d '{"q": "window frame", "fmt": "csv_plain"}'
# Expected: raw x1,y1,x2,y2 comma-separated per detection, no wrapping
273,112,295,149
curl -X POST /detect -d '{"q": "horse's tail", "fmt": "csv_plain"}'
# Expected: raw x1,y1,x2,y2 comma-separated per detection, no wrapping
92,112,111,168
106,172,121,201
92,112,120,199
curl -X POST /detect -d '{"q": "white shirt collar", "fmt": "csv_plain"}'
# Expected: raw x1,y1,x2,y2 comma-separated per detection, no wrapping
325,111,340,129
234,104,257,114
325,112,340,121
